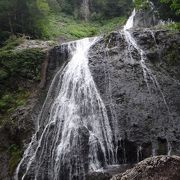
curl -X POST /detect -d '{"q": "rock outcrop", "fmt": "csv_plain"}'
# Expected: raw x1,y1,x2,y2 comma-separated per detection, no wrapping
88,29,180,162
111,155,180,180
133,2,159,28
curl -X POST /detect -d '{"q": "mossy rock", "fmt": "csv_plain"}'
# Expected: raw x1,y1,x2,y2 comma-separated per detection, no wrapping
164,43,179,66
0,48,46,87
8,144,22,176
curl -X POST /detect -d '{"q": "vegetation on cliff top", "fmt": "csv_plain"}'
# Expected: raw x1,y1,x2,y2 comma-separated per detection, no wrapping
0,0,179,44
135,0,180,20
0,0,132,44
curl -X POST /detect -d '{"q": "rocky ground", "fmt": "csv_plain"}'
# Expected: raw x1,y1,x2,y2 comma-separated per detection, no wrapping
87,155,180,180
14,39,57,51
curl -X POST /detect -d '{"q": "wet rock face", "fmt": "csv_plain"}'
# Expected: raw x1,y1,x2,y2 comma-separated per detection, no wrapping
111,155,180,180
88,30,180,162
133,9,158,28
133,2,159,28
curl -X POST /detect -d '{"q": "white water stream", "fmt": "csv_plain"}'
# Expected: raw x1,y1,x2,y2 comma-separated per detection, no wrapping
123,9,170,113
15,38,115,180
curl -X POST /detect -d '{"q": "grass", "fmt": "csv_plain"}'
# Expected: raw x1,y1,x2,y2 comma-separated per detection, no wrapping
40,11,126,41
155,22,180,32
0,36,25,51
36,1,180,41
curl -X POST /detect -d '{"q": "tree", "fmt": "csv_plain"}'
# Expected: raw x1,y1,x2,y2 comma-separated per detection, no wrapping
134,0,180,21
160,0,180,15
56,0,133,20
0,0,43,45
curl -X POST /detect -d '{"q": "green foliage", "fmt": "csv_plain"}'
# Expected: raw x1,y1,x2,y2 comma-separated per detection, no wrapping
0,0,45,44
57,0,133,20
0,90,30,115
25,0,128,40
0,36,25,51
134,0,180,21
134,0,150,10
164,42,179,66
39,9,127,40
41,12,97,39
160,0,180,15
90,0,133,19
0,46,45,126
0,48,45,83
98,17,127,34
151,0,180,21
164,22,180,31
8,144,22,175
0,46,45,121
155,22,180,32
0,0,179,42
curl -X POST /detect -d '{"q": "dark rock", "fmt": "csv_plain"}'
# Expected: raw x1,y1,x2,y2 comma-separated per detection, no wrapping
0,151,10,180
86,172,112,180
133,2,159,28
89,29,180,161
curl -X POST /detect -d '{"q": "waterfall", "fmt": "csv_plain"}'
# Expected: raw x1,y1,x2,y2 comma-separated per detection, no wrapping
124,9,152,90
124,8,172,157
15,38,115,180
123,9,170,113
14,6,174,180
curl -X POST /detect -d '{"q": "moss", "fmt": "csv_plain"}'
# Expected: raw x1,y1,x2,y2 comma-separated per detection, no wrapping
8,144,22,176
0,48,45,127
0,90,30,113
155,22,180,32
164,43,179,66
134,0,151,10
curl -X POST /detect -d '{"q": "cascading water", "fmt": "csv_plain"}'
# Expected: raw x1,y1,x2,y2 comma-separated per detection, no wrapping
124,9,153,91
15,38,115,180
14,5,174,180
124,8,172,157
123,9,170,113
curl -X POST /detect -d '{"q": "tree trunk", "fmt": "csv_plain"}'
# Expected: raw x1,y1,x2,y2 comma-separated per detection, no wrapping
7,13,14,34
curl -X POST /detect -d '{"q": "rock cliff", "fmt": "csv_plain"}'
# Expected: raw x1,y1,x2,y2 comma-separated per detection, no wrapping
0,28,179,179
89,30,180,162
